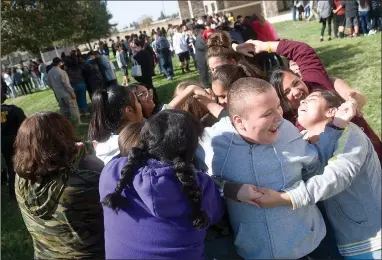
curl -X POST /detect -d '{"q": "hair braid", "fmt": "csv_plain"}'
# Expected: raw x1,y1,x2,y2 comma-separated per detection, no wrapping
172,157,209,230
102,145,147,213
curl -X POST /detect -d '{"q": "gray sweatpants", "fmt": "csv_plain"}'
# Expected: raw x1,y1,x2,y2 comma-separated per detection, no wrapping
58,96,81,123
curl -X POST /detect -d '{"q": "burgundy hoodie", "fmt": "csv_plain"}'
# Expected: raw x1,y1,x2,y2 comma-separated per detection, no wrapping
276,39,381,161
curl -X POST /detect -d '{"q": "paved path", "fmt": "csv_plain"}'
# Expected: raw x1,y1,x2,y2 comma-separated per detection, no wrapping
268,12,292,24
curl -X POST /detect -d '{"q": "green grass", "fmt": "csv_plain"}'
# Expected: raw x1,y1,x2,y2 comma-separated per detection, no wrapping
2,21,381,259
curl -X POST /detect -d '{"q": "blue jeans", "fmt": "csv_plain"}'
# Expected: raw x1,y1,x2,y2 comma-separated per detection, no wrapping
292,6,297,21
71,82,87,112
159,53,174,78
40,73,47,87
305,6,310,18
359,11,371,34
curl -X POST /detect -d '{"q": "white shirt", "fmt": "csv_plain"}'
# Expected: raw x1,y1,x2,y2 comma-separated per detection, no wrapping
172,32,189,54
95,135,120,165
3,73,13,86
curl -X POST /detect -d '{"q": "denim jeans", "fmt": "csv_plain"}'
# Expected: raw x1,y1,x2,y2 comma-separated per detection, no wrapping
359,11,371,34
71,82,87,112
159,53,174,78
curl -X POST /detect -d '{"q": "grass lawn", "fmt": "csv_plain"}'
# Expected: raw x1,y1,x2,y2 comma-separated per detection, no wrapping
1,20,381,259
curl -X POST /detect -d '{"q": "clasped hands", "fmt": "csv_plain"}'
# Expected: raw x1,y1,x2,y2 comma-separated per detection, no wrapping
236,184,292,208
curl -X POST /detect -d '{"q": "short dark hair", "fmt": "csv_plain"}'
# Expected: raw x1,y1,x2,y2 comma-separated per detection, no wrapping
228,77,273,118
14,112,79,181
310,89,345,108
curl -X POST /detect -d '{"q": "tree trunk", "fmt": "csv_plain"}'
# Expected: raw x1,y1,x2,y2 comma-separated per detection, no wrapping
53,42,59,57
88,41,93,51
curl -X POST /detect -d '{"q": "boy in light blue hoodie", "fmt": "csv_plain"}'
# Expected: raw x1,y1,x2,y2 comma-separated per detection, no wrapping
196,78,355,259
252,89,381,259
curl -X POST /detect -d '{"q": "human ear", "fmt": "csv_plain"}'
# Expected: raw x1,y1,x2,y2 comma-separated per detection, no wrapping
232,115,246,131
326,107,337,118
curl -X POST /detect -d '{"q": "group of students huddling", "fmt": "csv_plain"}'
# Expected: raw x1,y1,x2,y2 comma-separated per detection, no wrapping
6,28,382,260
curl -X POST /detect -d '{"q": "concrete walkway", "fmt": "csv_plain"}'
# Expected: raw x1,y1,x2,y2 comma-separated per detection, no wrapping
268,12,292,24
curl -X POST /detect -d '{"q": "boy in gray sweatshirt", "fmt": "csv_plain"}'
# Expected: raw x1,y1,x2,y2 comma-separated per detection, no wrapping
252,89,381,259
196,78,355,259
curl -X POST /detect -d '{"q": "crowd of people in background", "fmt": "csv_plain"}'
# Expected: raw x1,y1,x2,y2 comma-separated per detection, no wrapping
1,5,381,260
293,0,382,40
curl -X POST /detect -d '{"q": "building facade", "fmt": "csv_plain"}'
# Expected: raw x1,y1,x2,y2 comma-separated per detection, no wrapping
178,0,292,21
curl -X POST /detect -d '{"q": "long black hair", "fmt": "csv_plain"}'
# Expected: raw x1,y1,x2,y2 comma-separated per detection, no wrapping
88,84,137,142
268,67,298,123
102,109,209,230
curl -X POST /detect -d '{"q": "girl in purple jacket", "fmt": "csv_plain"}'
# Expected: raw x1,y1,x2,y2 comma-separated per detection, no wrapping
99,109,224,259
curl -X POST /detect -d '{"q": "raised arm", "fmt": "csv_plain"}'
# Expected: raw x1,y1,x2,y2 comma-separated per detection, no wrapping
284,124,370,209
235,39,334,90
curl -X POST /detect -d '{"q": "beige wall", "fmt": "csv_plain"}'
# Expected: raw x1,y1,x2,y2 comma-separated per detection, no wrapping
78,17,181,51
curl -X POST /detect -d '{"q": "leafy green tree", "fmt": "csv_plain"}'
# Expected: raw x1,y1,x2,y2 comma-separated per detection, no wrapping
1,0,82,55
69,0,116,50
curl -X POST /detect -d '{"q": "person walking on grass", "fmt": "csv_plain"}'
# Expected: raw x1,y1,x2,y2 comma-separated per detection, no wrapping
342,0,360,37
3,68,17,98
65,56,88,117
46,57,82,125
30,62,41,91
358,0,372,35
156,31,175,80
116,44,129,85
333,0,346,38
172,25,191,74
38,58,48,88
20,64,33,94
318,0,334,41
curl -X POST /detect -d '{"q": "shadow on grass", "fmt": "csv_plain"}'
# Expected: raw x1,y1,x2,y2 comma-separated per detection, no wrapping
314,44,364,76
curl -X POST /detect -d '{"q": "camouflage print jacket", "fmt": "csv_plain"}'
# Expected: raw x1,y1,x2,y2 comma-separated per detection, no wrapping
15,145,105,259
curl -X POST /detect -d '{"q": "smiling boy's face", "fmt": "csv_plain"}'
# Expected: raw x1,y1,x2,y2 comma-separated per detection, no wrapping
233,88,283,145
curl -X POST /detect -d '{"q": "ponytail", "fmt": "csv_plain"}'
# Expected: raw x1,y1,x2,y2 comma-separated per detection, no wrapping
102,146,147,213
88,85,138,142
88,89,111,142
172,157,209,230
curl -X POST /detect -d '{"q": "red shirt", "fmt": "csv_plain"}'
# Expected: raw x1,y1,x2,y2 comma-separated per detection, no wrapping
334,0,345,16
276,39,382,161
251,21,280,41
202,29,216,41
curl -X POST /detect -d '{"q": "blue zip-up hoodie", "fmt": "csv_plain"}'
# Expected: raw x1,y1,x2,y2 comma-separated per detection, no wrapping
286,123,381,257
196,117,342,259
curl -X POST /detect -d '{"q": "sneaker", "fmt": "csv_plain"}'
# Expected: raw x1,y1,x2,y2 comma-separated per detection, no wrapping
320,37,324,42
186,68,191,73
166,76,173,80
369,30,377,35
328,37,331,41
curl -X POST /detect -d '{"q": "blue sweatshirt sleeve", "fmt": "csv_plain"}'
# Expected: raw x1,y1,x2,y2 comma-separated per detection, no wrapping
285,124,367,209
301,125,344,180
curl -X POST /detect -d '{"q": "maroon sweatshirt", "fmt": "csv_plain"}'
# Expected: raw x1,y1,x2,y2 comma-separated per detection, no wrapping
276,39,381,161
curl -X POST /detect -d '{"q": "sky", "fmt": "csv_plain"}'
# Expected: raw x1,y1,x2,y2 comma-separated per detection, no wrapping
107,1,179,30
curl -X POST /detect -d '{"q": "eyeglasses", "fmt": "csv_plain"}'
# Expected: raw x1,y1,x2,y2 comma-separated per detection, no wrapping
136,89,153,99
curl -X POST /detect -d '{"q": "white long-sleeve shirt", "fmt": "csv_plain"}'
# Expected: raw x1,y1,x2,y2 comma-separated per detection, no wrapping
172,32,189,55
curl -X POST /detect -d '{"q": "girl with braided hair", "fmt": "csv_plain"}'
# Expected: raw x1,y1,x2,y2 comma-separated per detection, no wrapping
100,109,224,259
